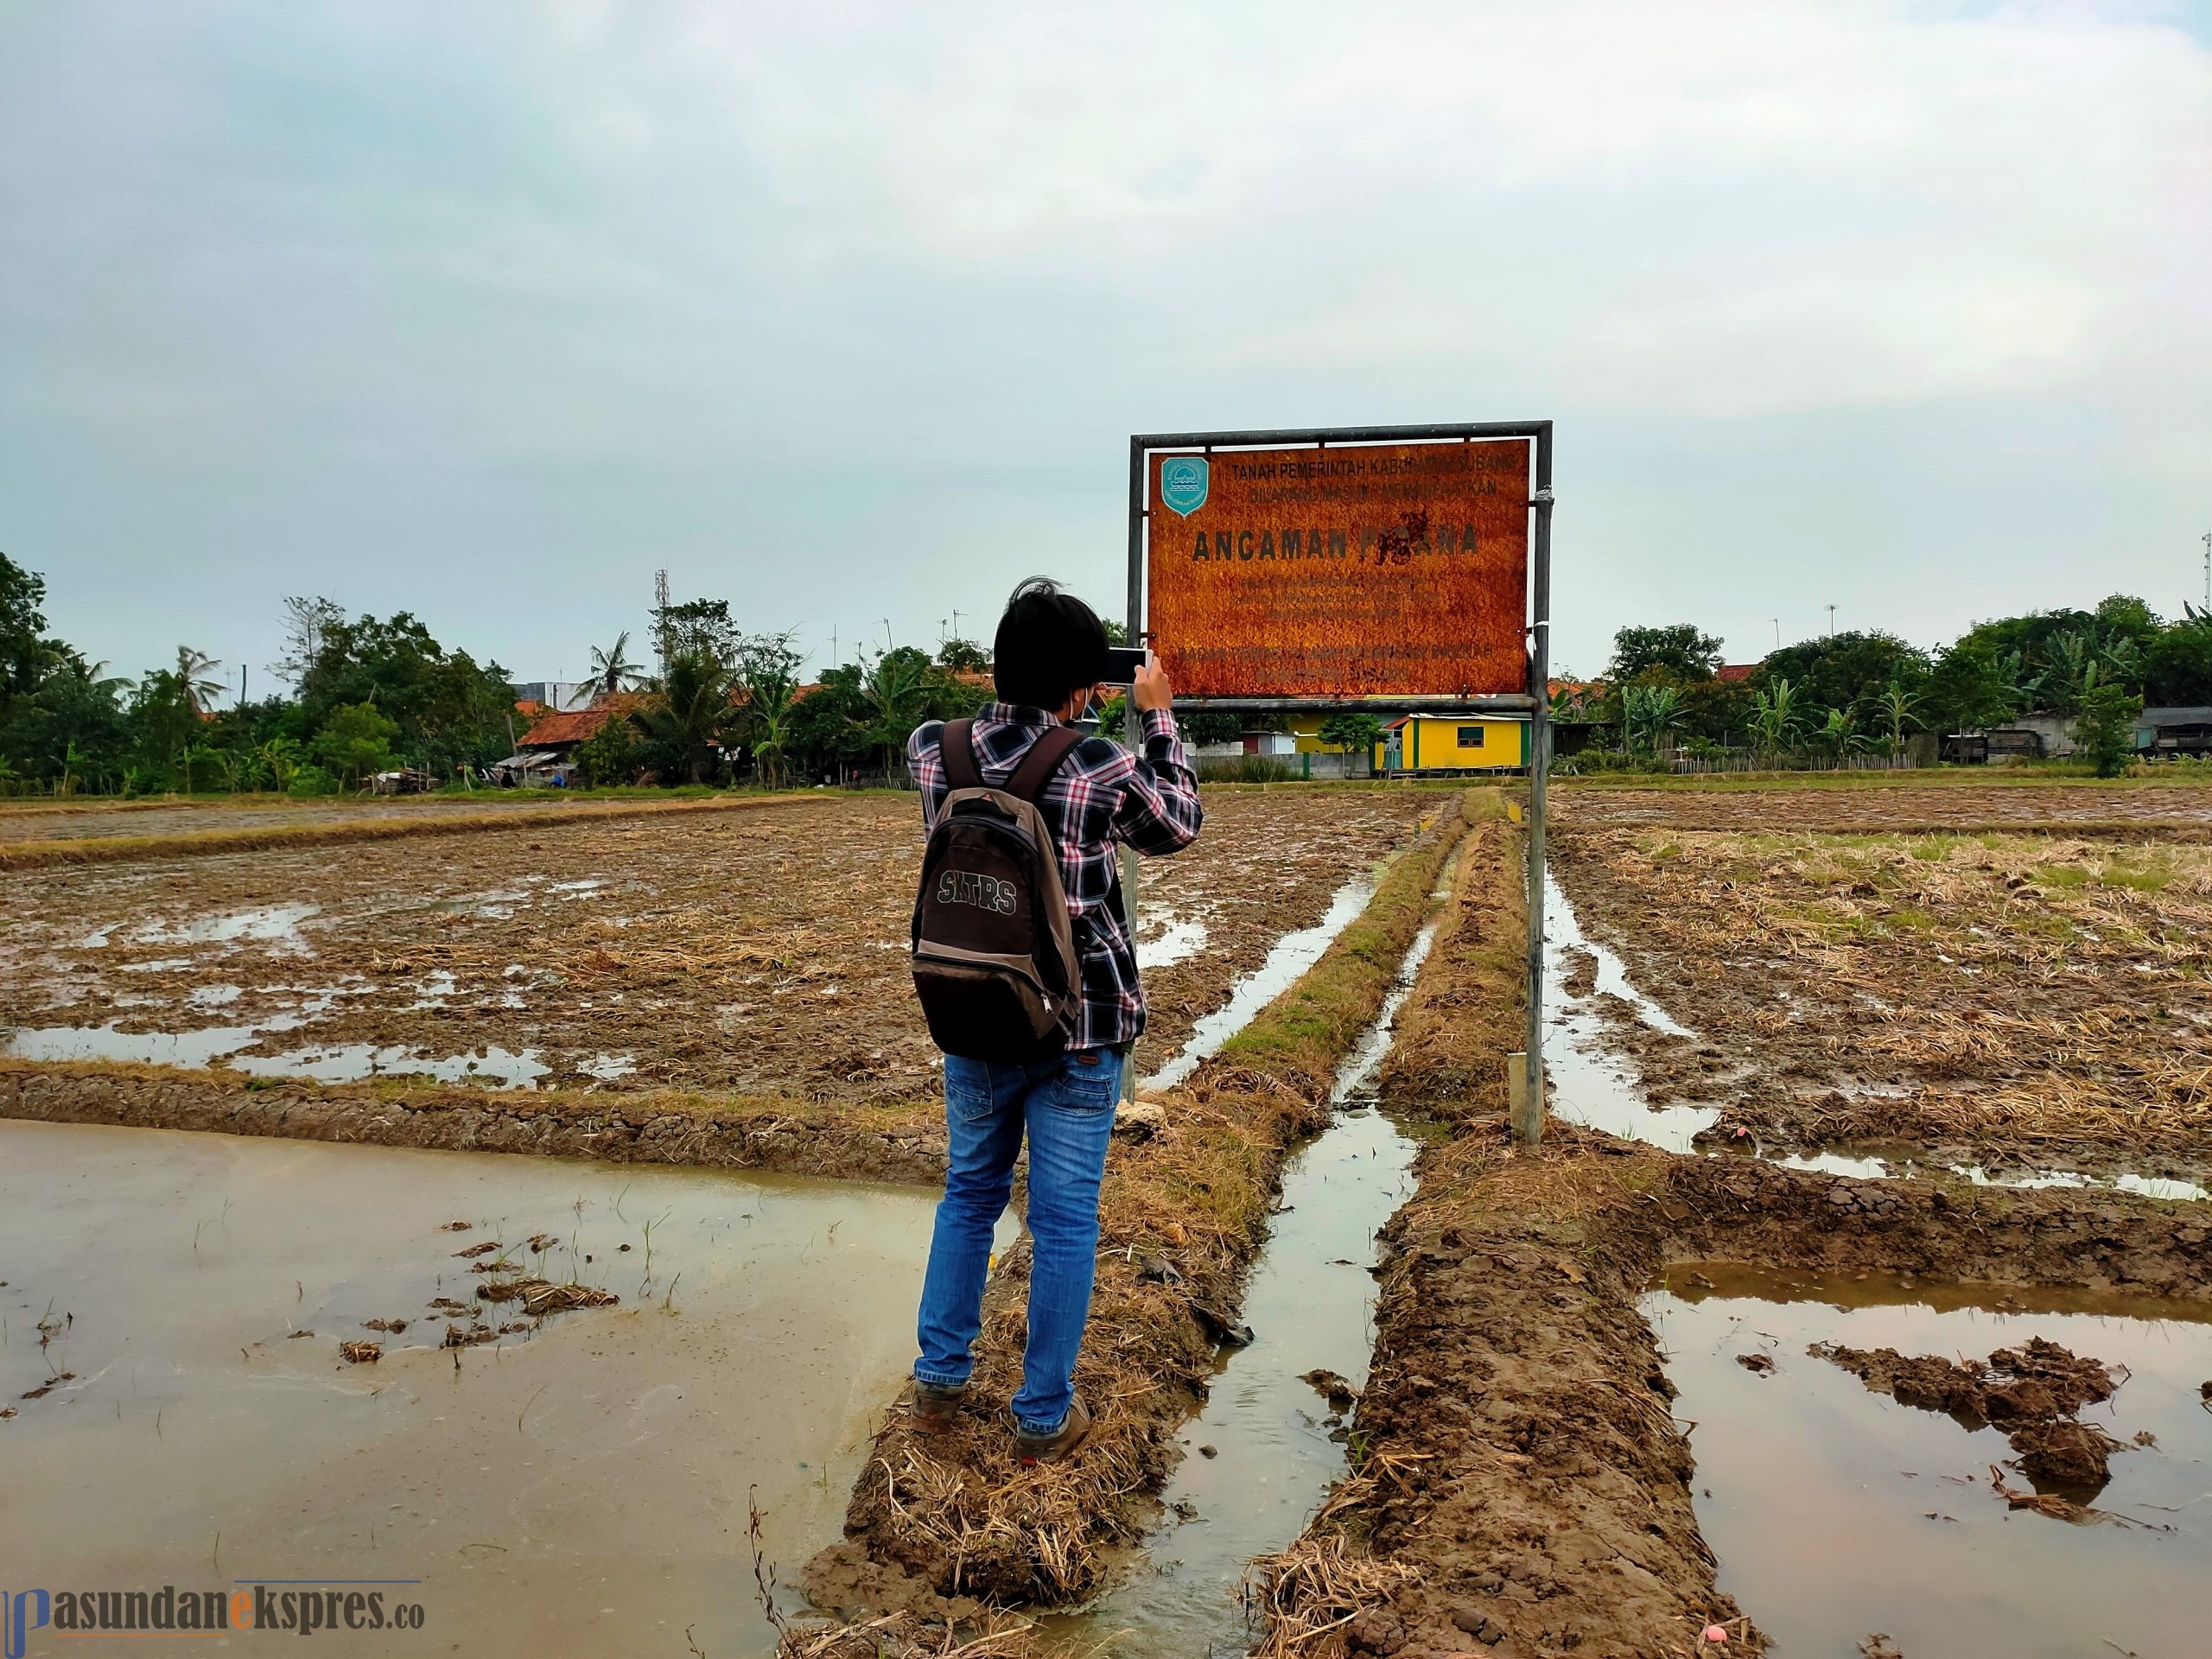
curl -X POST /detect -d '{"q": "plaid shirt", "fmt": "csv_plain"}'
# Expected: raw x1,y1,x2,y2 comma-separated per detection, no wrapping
909,702,1203,1051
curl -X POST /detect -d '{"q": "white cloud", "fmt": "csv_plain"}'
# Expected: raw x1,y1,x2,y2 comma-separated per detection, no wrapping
2,0,2208,682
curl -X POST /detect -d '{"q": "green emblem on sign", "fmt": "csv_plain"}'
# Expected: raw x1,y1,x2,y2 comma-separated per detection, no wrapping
1160,456,1209,517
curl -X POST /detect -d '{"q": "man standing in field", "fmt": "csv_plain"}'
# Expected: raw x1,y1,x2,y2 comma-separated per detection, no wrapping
904,577,1202,1464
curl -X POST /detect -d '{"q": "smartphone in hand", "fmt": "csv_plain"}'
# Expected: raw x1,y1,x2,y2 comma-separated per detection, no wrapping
1101,645,1150,684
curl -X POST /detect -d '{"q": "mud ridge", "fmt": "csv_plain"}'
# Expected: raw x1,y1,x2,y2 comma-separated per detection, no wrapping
0,1060,949,1185
0,789,832,870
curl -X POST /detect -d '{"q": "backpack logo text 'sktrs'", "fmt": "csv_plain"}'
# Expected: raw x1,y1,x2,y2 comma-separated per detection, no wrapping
936,869,1019,915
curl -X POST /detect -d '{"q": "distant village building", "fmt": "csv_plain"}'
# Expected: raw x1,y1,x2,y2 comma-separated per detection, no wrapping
1949,706,2212,764
1373,714,1526,775
487,693,651,785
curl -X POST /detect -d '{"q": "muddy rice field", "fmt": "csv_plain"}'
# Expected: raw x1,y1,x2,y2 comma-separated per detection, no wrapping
7,776,2212,1659
1555,777,2212,834
1552,804,2212,1183
0,788,1437,1100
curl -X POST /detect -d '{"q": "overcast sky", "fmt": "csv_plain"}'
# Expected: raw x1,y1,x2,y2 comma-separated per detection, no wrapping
3,1,2208,693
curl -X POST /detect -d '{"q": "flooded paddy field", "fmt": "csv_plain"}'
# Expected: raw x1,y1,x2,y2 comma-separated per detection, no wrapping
1248,1121,2212,1658
1650,1268,2212,1659
0,787,1441,1104
24,777,2211,1659
0,1116,970,1657
1549,821,2212,1181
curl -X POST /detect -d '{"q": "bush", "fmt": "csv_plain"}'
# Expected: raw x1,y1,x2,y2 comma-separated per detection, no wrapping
310,701,399,785
574,717,646,787
1198,754,1299,784
2075,683,2143,779
286,765,341,797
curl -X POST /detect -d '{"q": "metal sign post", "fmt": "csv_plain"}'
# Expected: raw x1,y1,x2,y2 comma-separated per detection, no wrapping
1126,422,1554,1141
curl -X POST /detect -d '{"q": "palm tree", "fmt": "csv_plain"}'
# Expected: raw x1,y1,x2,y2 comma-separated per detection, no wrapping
747,678,798,788
175,646,224,715
585,632,645,698
638,650,736,785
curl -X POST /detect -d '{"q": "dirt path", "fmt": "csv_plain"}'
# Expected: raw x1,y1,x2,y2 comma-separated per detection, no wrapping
0,790,840,868
2,788,1441,1103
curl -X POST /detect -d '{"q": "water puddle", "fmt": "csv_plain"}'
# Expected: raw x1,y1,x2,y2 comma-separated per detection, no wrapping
128,902,321,951
0,1118,942,1658
1777,1148,2212,1205
0,1016,569,1091
1647,1267,2212,1659
3,1018,303,1068
1143,875,1377,1092
1137,912,1211,972
1543,871,1722,1152
232,1041,555,1089
1043,920,1440,1655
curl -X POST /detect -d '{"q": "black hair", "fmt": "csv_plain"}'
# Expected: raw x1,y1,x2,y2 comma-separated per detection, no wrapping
993,577,1109,710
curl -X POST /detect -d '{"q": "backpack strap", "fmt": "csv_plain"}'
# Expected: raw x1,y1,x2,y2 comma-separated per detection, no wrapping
1003,724,1084,804
939,718,983,791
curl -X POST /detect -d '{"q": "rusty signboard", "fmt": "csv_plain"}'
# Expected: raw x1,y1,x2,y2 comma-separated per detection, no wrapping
1140,438,1530,701
1125,419,1555,1146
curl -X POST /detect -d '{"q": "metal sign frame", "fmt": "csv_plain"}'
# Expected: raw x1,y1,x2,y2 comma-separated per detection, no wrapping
1126,421,1554,1141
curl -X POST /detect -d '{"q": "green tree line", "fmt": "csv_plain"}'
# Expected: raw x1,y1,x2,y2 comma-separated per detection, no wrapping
0,555,998,796
1561,594,2196,778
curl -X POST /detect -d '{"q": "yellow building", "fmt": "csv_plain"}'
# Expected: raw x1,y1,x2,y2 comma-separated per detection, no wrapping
1281,713,1526,773
1377,714,1525,773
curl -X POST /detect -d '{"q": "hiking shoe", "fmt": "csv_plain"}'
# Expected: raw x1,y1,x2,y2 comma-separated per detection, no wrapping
910,1380,967,1436
1014,1395,1092,1465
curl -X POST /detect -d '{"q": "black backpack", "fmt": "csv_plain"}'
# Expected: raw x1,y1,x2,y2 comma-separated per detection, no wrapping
911,719,1084,1063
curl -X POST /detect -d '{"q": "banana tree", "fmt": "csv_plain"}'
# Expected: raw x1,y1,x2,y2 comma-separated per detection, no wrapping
1807,706,1867,757
1745,677,1804,760
747,680,798,788
257,737,303,792
1622,684,1683,755
1871,683,1922,757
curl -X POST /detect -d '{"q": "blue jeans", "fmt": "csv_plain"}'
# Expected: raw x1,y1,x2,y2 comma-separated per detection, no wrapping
913,1046,1122,1435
